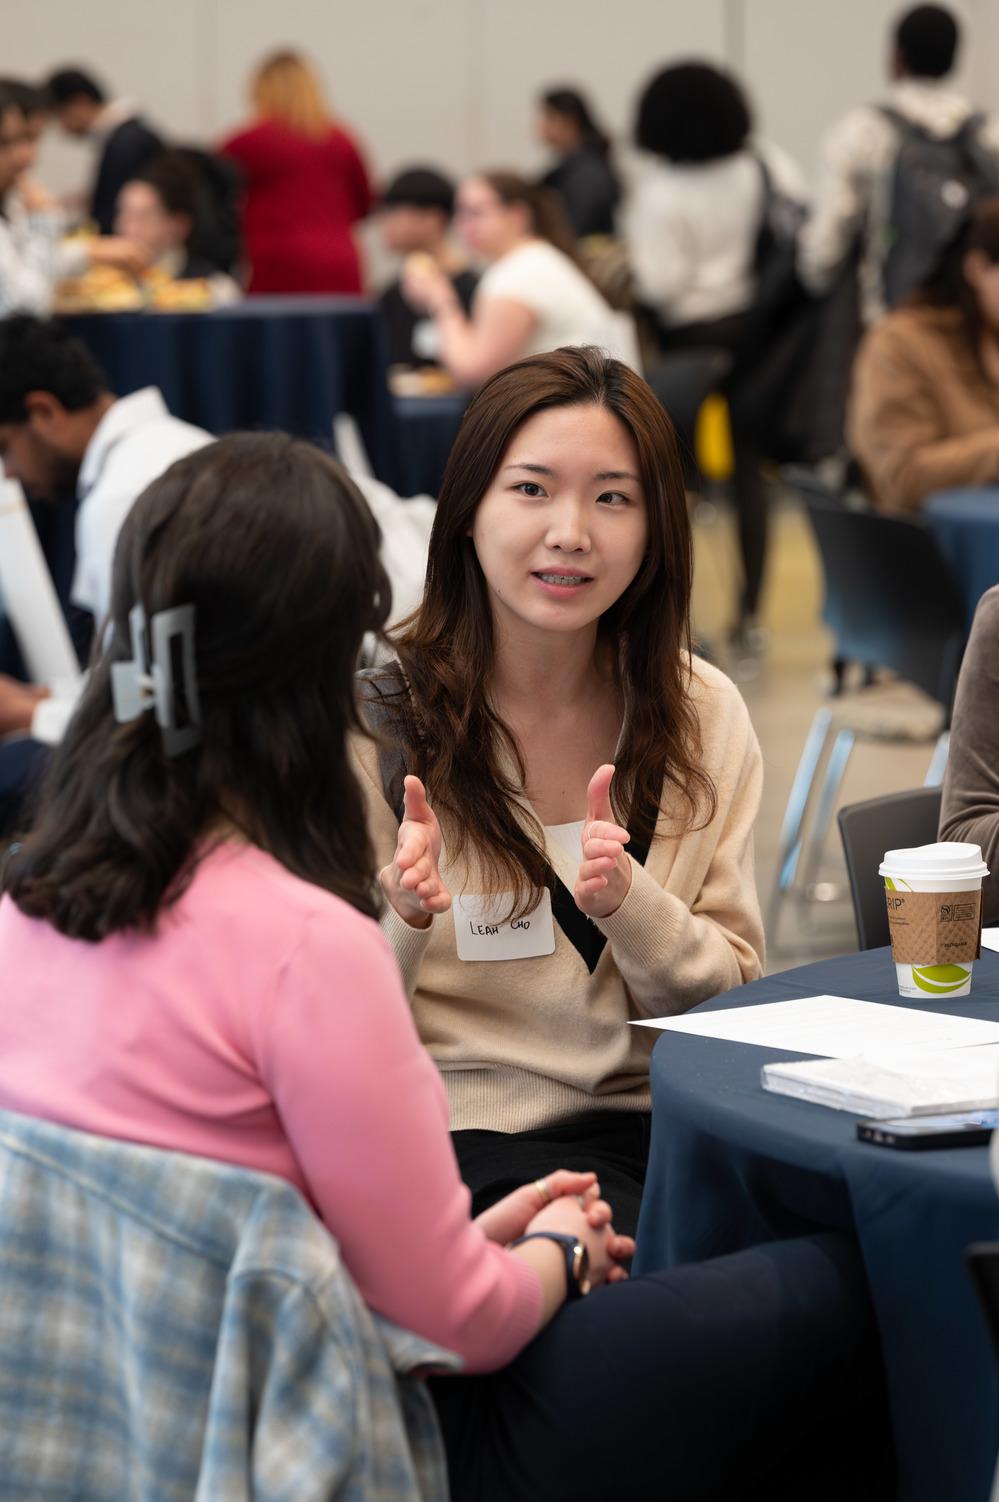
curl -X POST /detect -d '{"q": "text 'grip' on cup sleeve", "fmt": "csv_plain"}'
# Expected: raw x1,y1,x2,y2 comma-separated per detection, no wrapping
884,887,983,965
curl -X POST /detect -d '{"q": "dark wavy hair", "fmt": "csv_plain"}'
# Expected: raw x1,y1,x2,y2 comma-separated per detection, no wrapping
480,170,580,261
911,197,999,378
4,434,390,940
0,315,107,423
383,345,716,919
635,62,752,164
541,86,612,159
133,150,203,224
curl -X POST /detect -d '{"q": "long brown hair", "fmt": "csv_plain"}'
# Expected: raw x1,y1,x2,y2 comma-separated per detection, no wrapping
911,196,999,378
482,170,581,263
385,344,715,918
251,50,332,137
5,435,389,941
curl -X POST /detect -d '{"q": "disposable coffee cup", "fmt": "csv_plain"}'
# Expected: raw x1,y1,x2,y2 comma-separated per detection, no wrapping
878,842,989,998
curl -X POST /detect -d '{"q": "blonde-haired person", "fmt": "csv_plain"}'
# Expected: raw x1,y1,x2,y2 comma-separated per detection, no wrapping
220,51,372,294
403,171,639,385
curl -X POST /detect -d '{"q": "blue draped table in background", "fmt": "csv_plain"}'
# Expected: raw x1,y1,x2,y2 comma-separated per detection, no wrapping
392,392,467,498
633,947,999,1502
61,297,404,491
925,487,999,630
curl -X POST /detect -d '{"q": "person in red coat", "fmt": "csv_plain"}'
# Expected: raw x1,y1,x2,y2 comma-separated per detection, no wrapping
220,51,373,295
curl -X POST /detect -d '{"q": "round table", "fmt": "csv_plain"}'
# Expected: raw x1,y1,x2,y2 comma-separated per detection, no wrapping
61,297,403,490
633,946,999,1502
393,393,468,498
925,487,999,630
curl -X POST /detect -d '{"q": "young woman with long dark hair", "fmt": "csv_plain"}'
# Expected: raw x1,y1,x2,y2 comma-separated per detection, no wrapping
355,345,765,1235
0,431,885,1502
850,196,999,512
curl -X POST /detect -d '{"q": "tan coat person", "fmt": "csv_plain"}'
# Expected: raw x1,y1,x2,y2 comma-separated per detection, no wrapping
849,303,999,513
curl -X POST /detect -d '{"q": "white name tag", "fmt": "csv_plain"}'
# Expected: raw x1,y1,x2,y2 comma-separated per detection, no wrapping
454,890,556,961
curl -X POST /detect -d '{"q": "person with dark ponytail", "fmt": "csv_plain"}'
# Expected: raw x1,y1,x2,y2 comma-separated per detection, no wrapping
537,87,619,240
537,86,620,240
402,170,637,385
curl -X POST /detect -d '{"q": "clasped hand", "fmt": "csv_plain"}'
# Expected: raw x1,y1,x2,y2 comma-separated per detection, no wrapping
477,1171,634,1288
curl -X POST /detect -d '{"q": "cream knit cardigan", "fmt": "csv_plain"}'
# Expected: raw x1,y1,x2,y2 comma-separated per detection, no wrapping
352,654,765,1134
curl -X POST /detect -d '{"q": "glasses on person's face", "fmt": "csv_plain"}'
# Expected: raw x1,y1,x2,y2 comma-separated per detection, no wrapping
454,198,500,221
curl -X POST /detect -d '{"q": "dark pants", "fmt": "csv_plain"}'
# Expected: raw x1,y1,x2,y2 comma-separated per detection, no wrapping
452,1110,651,1239
431,1231,892,1502
659,311,770,623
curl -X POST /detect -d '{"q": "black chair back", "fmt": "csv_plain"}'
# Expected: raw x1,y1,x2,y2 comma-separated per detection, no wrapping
837,786,944,949
646,349,732,461
794,484,967,712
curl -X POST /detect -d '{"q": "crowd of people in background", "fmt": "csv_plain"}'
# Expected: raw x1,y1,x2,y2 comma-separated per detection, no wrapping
4,4,998,645
4,6,999,1496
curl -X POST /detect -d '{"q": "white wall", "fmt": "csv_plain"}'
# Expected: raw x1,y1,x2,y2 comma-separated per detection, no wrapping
8,0,999,196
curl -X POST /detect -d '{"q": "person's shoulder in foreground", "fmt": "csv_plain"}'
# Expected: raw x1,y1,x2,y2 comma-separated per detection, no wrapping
940,584,999,925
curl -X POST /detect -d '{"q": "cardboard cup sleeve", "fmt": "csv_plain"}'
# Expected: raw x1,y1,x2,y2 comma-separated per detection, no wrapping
884,887,983,965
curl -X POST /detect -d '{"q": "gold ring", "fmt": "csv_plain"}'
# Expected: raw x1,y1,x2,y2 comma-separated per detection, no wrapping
533,1176,552,1206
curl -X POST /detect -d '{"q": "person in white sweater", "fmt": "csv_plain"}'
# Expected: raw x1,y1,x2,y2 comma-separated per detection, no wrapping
798,3,999,325
402,170,638,385
623,62,806,649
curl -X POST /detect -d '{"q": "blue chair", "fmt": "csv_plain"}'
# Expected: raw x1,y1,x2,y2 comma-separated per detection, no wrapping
768,474,966,949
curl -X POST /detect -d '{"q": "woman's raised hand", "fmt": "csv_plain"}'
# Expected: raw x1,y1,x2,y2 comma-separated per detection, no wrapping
379,774,452,928
573,764,633,920
401,253,456,317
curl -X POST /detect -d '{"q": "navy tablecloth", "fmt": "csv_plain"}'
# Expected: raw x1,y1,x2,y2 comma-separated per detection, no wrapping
633,947,999,1502
393,393,467,498
925,487,999,630
61,298,403,490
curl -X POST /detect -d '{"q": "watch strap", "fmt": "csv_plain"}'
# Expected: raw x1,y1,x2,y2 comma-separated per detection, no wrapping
508,1231,588,1298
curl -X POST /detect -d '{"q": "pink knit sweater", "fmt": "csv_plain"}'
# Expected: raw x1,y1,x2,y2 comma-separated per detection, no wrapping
0,842,541,1372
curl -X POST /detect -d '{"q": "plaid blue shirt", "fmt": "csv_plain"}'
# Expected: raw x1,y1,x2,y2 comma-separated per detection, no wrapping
0,1109,459,1500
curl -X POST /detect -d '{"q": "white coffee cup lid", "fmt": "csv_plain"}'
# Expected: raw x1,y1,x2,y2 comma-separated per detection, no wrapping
879,841,990,880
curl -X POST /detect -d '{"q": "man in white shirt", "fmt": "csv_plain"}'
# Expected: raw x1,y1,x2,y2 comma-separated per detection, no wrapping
0,315,211,744
798,3,999,324
45,68,164,237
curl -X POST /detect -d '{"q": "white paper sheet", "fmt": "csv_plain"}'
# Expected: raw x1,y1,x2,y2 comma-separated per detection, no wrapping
0,479,80,684
981,929,999,954
631,995,999,1058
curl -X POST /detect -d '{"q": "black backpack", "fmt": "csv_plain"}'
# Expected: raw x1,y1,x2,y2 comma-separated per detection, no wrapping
878,107,999,308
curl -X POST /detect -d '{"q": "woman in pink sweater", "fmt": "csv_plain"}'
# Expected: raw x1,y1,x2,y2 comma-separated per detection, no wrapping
0,434,885,1499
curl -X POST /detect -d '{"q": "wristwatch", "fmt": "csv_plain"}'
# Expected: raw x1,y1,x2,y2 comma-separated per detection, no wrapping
508,1231,591,1298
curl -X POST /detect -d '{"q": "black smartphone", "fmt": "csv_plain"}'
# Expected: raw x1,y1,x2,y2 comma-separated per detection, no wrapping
857,1109,999,1150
